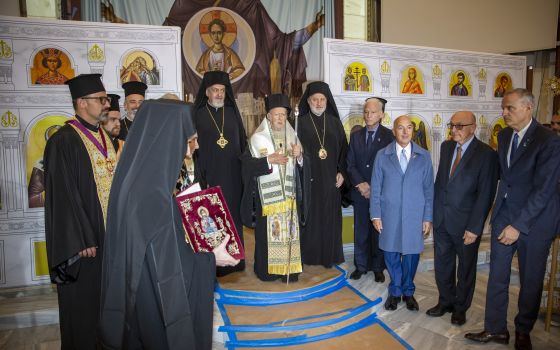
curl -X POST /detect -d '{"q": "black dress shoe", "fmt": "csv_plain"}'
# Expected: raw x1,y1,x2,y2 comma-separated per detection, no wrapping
451,310,466,325
374,271,385,283
426,303,454,317
515,331,532,350
403,295,419,311
384,295,400,311
349,269,366,280
465,330,510,345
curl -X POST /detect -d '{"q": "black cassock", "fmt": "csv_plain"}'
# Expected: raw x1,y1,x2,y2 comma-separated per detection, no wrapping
240,150,310,281
118,118,132,141
194,104,247,275
297,112,348,267
44,118,105,350
100,100,216,350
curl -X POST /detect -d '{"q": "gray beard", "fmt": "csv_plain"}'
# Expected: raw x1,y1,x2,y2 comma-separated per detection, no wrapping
310,106,326,116
126,109,137,121
208,100,224,108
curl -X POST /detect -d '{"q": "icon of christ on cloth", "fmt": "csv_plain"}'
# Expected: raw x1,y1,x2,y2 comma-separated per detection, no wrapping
176,186,245,260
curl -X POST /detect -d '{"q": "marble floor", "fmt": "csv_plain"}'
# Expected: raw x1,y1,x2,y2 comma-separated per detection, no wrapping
1,241,559,349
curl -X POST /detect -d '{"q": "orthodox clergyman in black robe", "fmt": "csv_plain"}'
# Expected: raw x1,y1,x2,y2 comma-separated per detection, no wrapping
100,100,238,349
240,94,310,282
44,74,116,349
297,81,348,267
193,71,247,275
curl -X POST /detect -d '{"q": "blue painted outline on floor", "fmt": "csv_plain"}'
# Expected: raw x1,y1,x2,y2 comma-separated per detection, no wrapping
215,272,345,298
215,265,413,349
225,312,380,348
219,298,381,333
218,279,347,306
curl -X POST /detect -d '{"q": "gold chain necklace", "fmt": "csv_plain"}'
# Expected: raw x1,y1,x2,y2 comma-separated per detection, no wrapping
205,105,228,148
308,112,327,159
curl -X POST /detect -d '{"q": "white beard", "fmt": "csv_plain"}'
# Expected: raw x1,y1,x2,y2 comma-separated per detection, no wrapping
208,99,224,108
310,106,326,116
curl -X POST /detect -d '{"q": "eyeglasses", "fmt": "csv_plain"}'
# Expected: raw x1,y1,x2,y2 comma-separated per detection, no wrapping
551,121,560,125
447,123,474,130
80,96,112,104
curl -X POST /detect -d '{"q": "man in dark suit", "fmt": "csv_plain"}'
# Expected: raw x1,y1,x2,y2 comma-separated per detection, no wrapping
427,111,498,325
466,89,560,350
346,97,394,281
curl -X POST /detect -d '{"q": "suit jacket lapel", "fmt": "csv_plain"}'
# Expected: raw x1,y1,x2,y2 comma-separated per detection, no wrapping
499,128,512,171
367,129,383,160
449,138,478,182
510,120,537,167
440,141,454,185
387,142,403,174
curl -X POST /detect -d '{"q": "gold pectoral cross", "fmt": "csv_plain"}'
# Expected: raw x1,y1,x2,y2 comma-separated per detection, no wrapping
217,135,228,148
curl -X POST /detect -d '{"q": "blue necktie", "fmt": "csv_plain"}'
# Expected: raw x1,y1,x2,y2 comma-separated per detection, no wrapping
399,149,408,173
367,131,375,148
509,133,519,166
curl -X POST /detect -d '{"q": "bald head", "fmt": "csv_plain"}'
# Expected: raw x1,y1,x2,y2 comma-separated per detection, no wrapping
393,115,413,147
449,111,476,145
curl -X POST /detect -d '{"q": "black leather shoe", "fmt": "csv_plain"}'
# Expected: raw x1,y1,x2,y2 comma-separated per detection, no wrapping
403,295,419,311
515,331,532,350
426,303,454,317
374,271,385,283
451,310,466,325
384,295,400,311
465,330,510,345
349,269,366,280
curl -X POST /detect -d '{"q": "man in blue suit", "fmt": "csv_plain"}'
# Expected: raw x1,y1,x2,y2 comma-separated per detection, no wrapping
347,97,394,281
427,111,499,326
370,115,434,311
466,89,560,350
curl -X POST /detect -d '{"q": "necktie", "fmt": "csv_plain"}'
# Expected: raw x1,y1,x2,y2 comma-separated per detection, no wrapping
449,146,462,178
399,149,408,173
366,131,375,148
509,133,519,166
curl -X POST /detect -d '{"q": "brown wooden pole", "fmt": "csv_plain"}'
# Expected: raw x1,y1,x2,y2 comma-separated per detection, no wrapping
334,0,344,39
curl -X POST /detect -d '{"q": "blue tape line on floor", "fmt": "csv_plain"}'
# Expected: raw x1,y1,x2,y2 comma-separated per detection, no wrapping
219,298,380,333
218,279,346,306
225,310,379,348
372,318,414,350
215,273,346,299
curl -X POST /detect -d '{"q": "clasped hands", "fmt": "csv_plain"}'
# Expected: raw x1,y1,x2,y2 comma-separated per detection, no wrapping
267,143,302,165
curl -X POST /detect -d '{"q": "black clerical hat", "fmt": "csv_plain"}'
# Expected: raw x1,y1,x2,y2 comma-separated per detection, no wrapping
265,94,291,114
201,70,230,87
107,94,121,112
122,81,148,97
298,81,340,119
65,74,105,100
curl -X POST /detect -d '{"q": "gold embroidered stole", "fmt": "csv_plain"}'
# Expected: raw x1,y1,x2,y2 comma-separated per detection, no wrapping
249,118,302,275
68,122,117,225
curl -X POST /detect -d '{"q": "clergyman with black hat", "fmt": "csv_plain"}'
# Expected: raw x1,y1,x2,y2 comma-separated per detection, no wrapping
346,97,393,281
297,81,348,268
240,94,310,282
43,73,116,349
118,80,147,140
101,93,124,158
193,70,247,276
